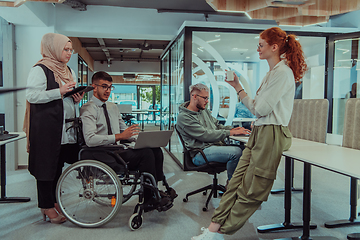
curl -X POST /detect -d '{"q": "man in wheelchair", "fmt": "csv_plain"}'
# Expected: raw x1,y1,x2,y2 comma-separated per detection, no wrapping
80,71,177,212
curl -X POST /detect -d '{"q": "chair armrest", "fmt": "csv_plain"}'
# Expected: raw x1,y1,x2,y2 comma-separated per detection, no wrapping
192,148,211,166
79,146,129,173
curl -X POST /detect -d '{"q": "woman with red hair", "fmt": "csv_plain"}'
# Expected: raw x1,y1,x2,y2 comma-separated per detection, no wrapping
192,27,307,240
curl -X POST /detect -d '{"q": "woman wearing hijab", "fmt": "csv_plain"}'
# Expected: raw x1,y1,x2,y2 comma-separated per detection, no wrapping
24,33,83,224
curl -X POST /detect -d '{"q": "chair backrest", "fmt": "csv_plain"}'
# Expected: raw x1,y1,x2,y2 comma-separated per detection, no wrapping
343,98,360,150
288,99,329,143
174,124,197,171
174,125,230,174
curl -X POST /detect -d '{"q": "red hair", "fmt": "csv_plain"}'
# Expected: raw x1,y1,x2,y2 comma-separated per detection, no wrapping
260,27,307,82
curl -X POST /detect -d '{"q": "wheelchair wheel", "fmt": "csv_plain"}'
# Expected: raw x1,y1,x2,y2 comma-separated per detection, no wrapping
128,213,143,231
56,160,123,228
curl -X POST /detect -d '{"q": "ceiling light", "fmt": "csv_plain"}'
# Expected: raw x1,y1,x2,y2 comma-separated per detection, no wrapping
197,47,204,52
206,39,221,43
303,21,329,27
217,10,245,13
215,34,220,38
118,39,123,42
278,24,299,27
337,48,350,54
231,48,248,52
246,56,250,59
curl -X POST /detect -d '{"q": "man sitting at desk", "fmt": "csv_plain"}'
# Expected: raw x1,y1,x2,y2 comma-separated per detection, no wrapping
176,83,251,185
234,101,255,130
80,71,176,211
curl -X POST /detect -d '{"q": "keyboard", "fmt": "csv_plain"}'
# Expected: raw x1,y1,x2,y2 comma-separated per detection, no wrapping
0,134,19,141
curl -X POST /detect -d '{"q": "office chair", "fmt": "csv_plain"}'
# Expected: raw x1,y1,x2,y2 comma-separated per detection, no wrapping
122,114,135,126
175,125,227,211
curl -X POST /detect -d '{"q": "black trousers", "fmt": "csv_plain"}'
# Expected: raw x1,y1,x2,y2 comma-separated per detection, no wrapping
36,143,79,208
81,147,164,202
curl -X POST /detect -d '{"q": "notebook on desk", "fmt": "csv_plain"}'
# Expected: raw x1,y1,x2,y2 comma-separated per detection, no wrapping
127,130,173,149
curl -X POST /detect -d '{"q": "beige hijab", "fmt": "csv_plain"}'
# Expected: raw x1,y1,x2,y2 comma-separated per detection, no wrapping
23,33,74,152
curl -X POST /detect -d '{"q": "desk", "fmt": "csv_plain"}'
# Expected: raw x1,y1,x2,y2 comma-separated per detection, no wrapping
277,142,360,240
132,110,149,131
232,117,256,127
146,109,160,125
230,136,360,240
0,132,30,203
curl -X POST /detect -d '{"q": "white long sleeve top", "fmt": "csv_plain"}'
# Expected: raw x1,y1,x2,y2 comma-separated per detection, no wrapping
26,65,79,144
242,60,295,126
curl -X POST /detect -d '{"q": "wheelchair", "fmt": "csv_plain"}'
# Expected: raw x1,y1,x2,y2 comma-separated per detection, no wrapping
56,145,175,230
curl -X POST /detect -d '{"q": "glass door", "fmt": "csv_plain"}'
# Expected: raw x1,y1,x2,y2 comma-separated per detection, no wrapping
332,37,360,135
77,57,89,106
138,85,159,123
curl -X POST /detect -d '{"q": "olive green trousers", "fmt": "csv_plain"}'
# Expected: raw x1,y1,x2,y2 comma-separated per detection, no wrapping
211,125,292,235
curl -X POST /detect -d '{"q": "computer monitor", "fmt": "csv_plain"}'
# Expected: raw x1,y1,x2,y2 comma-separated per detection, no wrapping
117,104,132,114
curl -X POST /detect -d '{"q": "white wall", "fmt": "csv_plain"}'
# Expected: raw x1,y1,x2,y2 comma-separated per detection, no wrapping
15,25,55,166
0,2,54,27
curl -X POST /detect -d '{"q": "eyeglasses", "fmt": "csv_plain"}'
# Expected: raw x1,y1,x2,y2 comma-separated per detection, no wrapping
63,48,74,54
95,84,115,91
196,94,209,101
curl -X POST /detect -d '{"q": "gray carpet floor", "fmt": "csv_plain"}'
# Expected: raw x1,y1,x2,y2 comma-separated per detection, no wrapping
1,125,359,240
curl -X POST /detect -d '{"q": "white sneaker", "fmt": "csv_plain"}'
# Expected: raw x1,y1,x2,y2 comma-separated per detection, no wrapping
191,227,224,240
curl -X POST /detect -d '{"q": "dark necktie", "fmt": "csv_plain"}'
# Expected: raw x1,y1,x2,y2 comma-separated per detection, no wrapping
102,103,113,135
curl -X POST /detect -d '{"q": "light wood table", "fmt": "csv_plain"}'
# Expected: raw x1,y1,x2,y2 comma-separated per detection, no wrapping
230,136,360,240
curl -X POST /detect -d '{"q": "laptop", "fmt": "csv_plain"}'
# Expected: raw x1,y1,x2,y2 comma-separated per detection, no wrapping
127,130,173,149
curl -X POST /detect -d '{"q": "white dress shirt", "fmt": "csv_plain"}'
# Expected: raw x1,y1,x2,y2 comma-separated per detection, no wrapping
80,96,137,147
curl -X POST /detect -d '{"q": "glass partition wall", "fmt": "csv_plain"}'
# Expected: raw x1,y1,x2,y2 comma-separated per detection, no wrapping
78,57,89,106
332,35,360,135
161,25,347,168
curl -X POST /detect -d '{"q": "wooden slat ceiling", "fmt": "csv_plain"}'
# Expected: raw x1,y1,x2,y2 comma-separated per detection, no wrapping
206,0,360,26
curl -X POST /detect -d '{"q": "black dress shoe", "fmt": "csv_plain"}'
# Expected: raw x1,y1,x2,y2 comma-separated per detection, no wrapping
143,195,173,212
166,188,178,200
157,196,173,212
